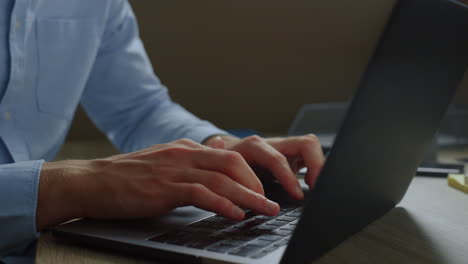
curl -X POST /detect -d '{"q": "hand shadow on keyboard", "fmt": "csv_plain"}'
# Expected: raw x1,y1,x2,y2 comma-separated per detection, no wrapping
261,178,311,207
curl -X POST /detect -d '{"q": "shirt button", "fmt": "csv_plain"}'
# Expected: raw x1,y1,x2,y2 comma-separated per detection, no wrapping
15,21,21,29
4,112,12,121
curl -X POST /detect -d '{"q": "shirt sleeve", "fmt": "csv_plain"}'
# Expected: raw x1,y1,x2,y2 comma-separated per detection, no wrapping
0,160,43,259
80,0,228,153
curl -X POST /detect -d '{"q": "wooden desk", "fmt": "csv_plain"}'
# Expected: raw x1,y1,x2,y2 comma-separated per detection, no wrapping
36,144,468,264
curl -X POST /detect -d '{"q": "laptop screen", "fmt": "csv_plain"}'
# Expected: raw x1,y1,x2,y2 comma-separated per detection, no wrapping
281,0,468,262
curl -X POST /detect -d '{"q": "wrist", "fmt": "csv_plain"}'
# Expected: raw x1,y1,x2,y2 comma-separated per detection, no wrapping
36,160,94,231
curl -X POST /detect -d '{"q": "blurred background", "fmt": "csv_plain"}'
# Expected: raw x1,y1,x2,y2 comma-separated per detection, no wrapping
58,0,468,160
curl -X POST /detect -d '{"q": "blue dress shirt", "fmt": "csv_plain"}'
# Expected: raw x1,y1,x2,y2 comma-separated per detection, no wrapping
0,0,14,100
0,0,227,262
0,0,15,169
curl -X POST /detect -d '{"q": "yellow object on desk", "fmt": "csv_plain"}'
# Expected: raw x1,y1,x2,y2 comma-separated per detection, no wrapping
448,174,468,194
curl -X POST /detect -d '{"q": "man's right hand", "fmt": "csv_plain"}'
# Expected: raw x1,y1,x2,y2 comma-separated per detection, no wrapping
36,139,280,231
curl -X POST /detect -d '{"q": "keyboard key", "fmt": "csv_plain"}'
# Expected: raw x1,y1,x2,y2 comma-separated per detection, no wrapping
221,227,244,236
277,216,297,222
280,225,296,231
247,239,271,247
204,217,237,225
233,217,267,230
229,245,262,257
210,222,234,229
256,225,278,231
186,236,222,249
207,244,234,253
274,239,289,246
265,220,289,227
272,229,292,236
251,251,269,259
244,228,271,236
255,215,276,220
278,207,297,215
222,231,258,242
188,227,219,234
246,218,268,226
289,220,299,226
263,245,281,253
280,208,293,213
258,234,283,242
219,239,247,247
285,211,302,217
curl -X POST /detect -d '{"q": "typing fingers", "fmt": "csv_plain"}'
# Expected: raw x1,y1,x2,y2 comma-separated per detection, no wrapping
167,171,280,220
193,148,265,196
172,168,279,217
267,134,324,188
233,136,304,200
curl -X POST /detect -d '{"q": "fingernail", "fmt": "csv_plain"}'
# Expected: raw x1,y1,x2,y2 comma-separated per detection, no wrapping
295,185,304,199
266,200,279,215
232,206,245,219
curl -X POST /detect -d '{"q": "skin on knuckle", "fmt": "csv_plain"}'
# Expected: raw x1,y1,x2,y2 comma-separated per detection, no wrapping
150,166,171,180
246,135,262,143
208,173,228,190
176,138,199,147
212,196,233,214
141,163,161,176
306,134,320,144
176,138,191,145
224,151,243,164
270,152,287,164
188,184,208,201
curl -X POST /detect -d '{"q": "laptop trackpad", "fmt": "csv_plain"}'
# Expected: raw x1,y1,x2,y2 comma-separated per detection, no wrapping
54,206,214,241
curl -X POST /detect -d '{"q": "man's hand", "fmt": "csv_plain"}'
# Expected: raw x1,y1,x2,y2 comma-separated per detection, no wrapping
36,139,280,231
204,134,324,199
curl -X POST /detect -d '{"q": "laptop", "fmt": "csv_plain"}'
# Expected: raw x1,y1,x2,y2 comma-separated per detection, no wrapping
52,0,468,263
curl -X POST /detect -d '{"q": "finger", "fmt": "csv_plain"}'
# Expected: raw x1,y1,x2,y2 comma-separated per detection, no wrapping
297,135,324,188
171,168,279,216
204,136,225,149
193,149,265,196
169,182,246,220
274,135,324,188
236,139,304,200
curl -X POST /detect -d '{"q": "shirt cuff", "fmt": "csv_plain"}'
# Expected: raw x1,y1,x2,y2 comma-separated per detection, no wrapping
0,160,44,257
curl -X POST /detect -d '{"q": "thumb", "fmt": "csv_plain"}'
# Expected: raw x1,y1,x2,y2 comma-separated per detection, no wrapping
205,136,225,149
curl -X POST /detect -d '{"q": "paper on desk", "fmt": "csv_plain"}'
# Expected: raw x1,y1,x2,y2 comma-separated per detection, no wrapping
448,174,468,194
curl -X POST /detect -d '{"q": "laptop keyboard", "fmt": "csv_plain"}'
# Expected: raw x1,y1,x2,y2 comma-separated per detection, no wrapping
149,204,302,259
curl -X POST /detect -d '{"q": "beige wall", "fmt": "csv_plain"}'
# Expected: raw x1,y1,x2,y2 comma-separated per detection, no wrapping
68,0,468,140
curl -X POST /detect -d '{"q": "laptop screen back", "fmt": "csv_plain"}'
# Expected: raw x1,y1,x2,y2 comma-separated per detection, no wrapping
281,0,468,263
